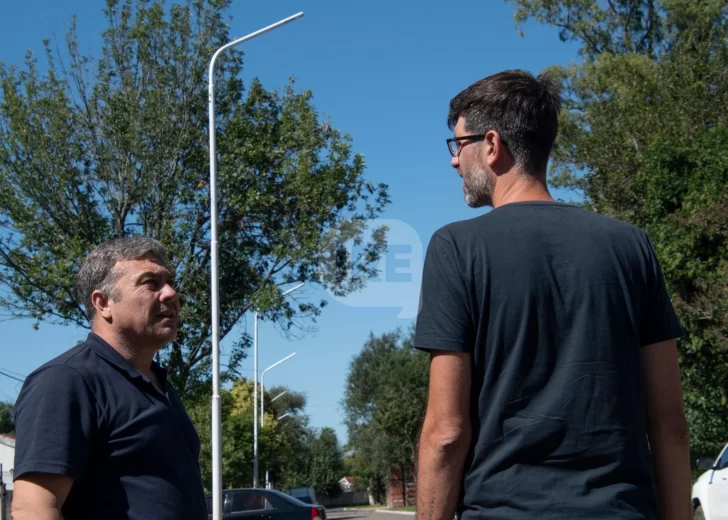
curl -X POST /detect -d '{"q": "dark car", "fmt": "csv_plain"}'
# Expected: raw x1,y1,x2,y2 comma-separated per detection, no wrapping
206,488,327,520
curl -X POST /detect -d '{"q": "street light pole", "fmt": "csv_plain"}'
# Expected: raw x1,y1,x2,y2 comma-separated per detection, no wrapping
260,352,296,490
253,311,259,488
261,352,297,428
252,282,303,488
207,12,303,519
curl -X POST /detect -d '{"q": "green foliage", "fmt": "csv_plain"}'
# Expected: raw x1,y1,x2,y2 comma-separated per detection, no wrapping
507,0,667,57
0,0,389,400
343,328,429,503
0,402,13,434
186,380,348,494
262,385,313,491
506,0,728,458
267,385,307,419
187,380,283,490
308,427,345,499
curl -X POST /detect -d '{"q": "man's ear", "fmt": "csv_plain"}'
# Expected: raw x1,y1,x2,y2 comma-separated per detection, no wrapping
483,129,509,168
91,289,112,320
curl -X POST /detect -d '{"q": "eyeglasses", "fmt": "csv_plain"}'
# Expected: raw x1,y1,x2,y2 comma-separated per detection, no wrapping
446,135,485,157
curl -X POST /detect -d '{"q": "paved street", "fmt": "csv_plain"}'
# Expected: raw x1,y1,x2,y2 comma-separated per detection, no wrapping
328,509,415,520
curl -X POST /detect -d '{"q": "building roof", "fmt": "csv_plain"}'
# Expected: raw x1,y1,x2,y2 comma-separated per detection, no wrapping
0,434,16,448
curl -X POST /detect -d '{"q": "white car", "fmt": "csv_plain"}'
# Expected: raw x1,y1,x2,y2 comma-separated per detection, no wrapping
693,442,728,520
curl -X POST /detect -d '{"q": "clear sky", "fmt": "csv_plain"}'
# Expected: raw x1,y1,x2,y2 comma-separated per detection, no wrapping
0,0,581,443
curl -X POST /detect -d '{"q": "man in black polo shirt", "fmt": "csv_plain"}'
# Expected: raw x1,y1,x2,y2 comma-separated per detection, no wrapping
12,237,207,520
415,70,691,520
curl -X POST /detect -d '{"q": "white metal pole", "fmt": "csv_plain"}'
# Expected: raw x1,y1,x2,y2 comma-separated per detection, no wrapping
253,280,304,488
253,311,259,488
253,282,303,490
208,11,303,519
271,391,287,403
283,282,305,297
261,370,291,493
261,352,297,428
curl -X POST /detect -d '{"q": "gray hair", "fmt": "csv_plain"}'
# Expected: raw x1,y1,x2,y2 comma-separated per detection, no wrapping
77,237,170,323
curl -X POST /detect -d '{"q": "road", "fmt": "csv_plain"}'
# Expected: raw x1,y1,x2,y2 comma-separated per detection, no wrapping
327,509,415,520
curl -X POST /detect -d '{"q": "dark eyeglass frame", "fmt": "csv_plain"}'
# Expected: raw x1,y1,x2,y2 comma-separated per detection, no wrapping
446,134,485,157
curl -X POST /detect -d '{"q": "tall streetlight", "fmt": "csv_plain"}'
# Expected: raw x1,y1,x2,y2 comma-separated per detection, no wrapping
260,352,297,429
259,351,296,489
208,12,303,520
252,282,303,488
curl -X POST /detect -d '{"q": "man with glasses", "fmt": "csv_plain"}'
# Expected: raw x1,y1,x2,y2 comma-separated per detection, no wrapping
415,70,691,520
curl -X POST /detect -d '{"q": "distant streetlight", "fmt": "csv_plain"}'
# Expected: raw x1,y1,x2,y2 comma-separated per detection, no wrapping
271,391,287,403
208,12,303,515
253,282,304,488
261,352,297,429
259,353,295,491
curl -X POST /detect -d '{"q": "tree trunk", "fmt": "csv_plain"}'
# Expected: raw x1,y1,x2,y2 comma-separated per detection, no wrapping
401,465,407,507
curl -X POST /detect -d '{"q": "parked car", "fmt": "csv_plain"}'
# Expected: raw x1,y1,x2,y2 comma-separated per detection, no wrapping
206,488,327,520
692,441,728,520
285,486,318,505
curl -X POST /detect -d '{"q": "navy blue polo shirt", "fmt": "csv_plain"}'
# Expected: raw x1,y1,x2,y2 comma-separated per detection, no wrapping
14,332,207,520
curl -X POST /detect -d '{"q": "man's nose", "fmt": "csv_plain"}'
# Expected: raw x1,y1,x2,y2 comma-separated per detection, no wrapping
451,153,460,169
161,283,178,303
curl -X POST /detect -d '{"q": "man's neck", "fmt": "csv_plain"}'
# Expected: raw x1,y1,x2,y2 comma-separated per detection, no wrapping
92,327,158,377
492,170,554,208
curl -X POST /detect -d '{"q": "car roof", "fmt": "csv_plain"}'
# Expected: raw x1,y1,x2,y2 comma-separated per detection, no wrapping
204,488,316,508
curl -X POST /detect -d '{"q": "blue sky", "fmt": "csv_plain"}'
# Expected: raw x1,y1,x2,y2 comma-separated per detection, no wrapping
0,0,581,443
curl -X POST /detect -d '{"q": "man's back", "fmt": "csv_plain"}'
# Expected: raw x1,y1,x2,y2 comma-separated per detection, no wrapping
415,201,682,518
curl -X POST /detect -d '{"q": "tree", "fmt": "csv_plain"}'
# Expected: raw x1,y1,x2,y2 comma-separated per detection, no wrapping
261,385,313,491
0,0,389,399
343,328,430,505
188,378,284,490
0,402,13,434
266,385,306,419
187,378,321,491
506,0,728,458
343,433,387,504
308,427,345,499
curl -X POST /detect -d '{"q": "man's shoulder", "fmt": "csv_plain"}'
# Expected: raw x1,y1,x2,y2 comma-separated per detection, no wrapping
436,203,649,243
571,205,646,234
15,338,103,416
25,337,98,382
429,213,491,246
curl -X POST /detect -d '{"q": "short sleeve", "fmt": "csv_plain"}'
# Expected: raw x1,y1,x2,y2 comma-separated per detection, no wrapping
639,235,684,346
14,365,99,481
415,231,473,353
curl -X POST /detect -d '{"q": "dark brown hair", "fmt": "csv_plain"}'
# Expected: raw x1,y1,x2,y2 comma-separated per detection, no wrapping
448,69,562,174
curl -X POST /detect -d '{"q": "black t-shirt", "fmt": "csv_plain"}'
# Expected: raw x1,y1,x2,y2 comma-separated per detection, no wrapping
14,332,207,520
415,202,683,519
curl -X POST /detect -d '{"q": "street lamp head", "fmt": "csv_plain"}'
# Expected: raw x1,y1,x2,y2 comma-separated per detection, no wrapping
282,282,305,296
